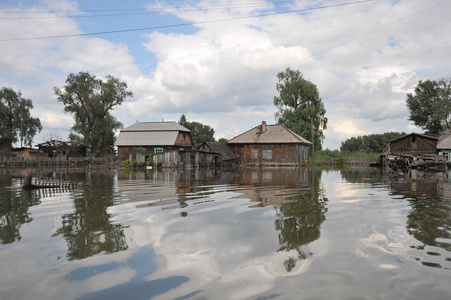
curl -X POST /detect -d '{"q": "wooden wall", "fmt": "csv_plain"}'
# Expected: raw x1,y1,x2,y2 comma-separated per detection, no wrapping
390,135,437,155
227,143,310,166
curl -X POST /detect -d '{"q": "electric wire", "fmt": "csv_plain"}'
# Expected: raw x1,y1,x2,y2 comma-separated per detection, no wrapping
0,0,371,41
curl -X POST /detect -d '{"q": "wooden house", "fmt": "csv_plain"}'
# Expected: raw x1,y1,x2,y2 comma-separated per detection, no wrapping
198,142,237,166
227,121,312,166
115,121,193,157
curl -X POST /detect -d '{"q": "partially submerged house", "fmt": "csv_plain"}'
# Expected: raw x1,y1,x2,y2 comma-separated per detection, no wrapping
227,121,312,166
115,121,193,158
381,133,441,169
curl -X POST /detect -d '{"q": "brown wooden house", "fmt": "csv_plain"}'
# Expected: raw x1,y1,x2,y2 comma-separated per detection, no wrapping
227,121,312,166
115,121,193,157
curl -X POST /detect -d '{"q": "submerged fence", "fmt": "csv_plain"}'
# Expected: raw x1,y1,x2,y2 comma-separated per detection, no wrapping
0,156,121,169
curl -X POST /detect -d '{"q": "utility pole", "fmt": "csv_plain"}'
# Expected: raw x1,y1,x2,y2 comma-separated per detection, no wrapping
311,117,315,160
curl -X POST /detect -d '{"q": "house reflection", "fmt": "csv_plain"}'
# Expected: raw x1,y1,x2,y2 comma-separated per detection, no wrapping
386,169,451,268
122,167,327,272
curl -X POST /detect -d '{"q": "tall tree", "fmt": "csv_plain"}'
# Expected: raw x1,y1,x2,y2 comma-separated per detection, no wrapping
274,68,327,151
0,87,42,148
179,114,215,148
54,72,132,156
406,79,451,135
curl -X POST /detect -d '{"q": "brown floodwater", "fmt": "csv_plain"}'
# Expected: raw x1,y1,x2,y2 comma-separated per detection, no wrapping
0,167,450,299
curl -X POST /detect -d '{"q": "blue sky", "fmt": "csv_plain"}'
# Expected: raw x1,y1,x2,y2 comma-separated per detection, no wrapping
1,0,450,149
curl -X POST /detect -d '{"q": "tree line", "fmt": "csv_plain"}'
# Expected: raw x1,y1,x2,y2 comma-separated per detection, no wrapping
1,69,450,157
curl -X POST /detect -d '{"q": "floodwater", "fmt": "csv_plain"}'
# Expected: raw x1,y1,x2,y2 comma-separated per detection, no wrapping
0,167,450,299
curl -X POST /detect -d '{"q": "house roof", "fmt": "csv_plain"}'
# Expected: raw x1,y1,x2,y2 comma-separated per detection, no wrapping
228,123,312,145
115,121,191,147
438,129,451,150
201,142,237,161
389,132,438,143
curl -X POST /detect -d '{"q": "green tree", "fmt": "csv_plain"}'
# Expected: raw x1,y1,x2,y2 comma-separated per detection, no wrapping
218,138,228,144
340,132,406,153
54,72,133,156
0,87,42,149
178,114,215,148
406,79,451,135
274,68,327,151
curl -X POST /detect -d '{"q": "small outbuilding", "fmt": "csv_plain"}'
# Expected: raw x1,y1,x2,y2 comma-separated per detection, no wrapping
227,121,312,166
198,142,237,166
116,121,194,158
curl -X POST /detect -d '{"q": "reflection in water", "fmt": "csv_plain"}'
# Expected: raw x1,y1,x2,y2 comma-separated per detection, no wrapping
53,172,128,260
0,181,41,244
386,169,451,269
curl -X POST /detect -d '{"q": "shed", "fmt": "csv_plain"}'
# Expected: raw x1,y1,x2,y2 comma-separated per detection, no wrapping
198,142,237,166
115,121,193,157
227,121,312,166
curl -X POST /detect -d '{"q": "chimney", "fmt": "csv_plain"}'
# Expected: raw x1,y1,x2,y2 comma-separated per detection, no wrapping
262,121,267,133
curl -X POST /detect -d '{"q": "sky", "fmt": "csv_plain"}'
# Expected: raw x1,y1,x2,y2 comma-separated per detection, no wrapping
1,0,450,150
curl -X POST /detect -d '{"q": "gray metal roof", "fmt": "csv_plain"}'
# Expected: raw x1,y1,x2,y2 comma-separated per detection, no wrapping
228,123,312,145
115,121,190,147
120,121,190,132
438,129,451,149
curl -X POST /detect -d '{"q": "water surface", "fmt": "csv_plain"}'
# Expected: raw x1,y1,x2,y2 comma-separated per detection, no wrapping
0,167,450,299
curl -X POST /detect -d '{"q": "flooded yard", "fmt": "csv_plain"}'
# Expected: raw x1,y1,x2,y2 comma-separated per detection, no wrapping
0,167,450,299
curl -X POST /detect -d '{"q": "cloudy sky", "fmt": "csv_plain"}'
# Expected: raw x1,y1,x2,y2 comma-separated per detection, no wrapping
1,0,450,149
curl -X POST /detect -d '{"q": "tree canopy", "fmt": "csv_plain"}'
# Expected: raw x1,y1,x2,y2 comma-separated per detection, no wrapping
406,79,451,135
179,114,215,148
274,68,327,151
340,132,406,153
54,72,132,156
0,87,42,149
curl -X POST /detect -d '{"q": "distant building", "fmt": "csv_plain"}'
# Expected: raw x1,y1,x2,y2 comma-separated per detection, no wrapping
116,121,194,157
227,121,312,166
437,129,451,162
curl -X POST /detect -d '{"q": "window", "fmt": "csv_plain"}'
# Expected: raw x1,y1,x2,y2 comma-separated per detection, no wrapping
179,133,185,141
444,152,449,162
251,149,259,159
263,149,272,160
154,148,163,154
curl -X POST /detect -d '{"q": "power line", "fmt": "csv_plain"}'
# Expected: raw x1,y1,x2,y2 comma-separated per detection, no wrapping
0,0,371,41
0,0,339,15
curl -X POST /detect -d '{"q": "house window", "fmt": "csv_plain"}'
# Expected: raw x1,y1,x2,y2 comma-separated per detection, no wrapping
154,148,163,154
263,149,272,160
444,152,449,162
251,149,259,159
179,133,185,141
